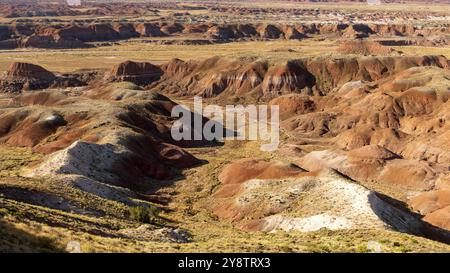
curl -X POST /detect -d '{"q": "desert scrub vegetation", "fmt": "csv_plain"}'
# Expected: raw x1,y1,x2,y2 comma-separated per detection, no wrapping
129,205,160,224
0,213,64,253
0,145,42,177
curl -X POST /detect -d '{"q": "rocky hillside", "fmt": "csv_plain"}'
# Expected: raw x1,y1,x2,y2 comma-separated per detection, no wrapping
152,55,449,101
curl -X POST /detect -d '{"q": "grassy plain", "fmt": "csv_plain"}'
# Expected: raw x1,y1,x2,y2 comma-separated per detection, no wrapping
0,39,336,73
0,38,448,73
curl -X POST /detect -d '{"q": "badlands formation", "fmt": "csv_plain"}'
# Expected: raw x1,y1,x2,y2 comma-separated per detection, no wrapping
0,1,450,253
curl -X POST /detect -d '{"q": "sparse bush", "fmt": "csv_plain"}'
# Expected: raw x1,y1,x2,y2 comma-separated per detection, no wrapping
279,245,293,253
0,208,8,218
356,245,369,253
129,205,159,224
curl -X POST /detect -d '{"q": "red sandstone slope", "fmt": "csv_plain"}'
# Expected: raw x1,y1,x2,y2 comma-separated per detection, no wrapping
0,74,202,190
152,55,448,101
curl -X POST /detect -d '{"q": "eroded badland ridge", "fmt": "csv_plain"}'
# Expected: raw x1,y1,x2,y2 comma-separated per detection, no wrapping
0,0,450,253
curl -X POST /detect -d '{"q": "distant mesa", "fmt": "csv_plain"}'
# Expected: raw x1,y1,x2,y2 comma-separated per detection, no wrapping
5,62,55,81
1,18,448,50
0,62,56,92
107,60,164,85
0,62,93,93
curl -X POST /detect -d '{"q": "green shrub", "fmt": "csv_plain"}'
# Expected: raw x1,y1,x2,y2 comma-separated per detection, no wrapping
356,245,369,253
129,206,159,224
0,208,8,218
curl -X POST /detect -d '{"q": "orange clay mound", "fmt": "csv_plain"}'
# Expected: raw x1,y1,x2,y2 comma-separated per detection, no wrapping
218,158,309,185
337,40,395,56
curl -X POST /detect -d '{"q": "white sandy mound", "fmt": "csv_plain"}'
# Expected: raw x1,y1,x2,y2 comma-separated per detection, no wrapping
231,169,423,233
27,140,124,184
258,176,389,232
263,214,353,232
